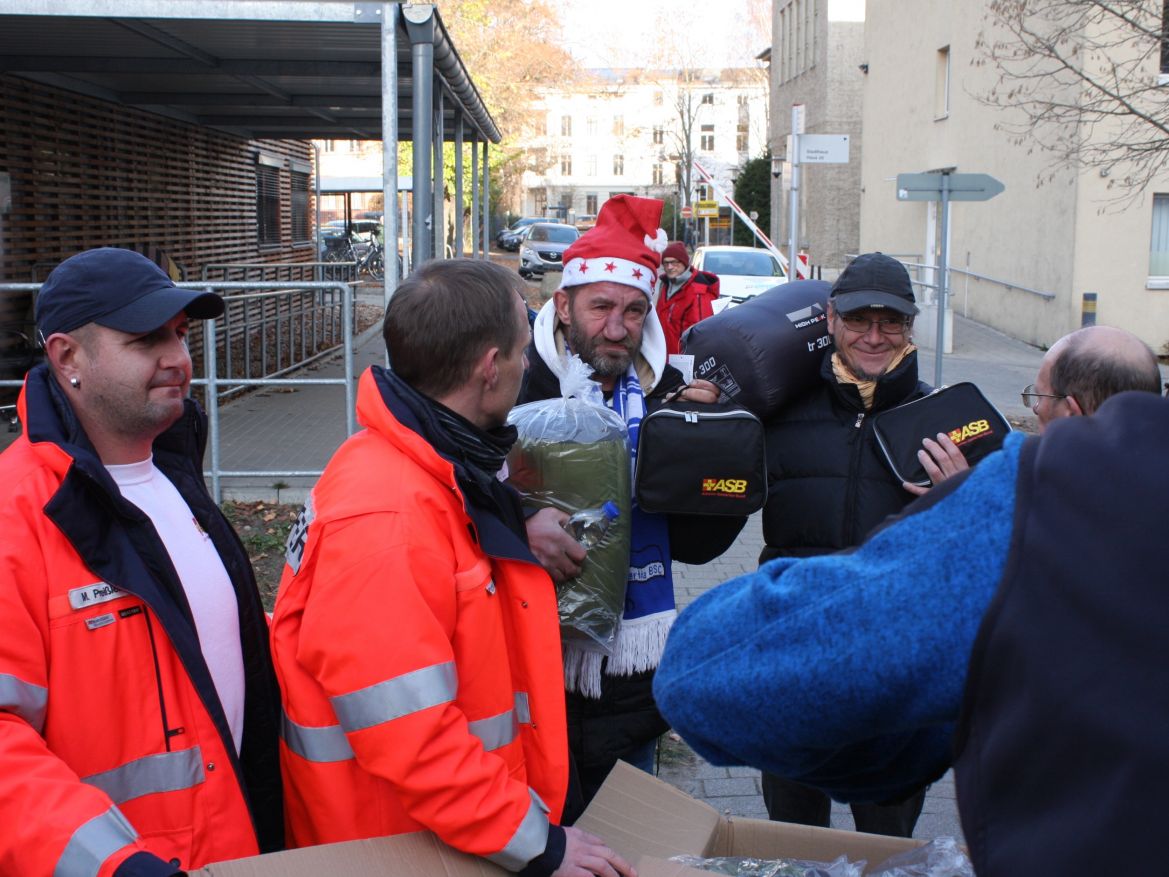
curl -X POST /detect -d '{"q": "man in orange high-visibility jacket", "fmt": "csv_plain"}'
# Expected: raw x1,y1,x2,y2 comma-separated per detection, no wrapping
272,259,634,877
0,249,284,877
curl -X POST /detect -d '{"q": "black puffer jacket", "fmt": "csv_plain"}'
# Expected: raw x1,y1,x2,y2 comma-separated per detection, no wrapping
760,349,930,562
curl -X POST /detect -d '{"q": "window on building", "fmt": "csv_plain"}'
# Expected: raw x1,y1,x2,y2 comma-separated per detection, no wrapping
738,95,749,107
587,155,597,176
613,154,625,175
1150,194,1169,276
701,93,714,105
778,0,818,84
612,115,625,136
700,124,715,151
653,126,664,145
587,116,599,136
586,193,598,214
256,159,281,247
559,154,573,176
561,115,573,137
1161,0,1169,80
736,123,749,153
290,169,311,244
653,163,664,186
935,46,951,119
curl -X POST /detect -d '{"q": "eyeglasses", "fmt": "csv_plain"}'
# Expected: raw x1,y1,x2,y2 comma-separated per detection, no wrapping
838,314,911,336
1020,384,1067,411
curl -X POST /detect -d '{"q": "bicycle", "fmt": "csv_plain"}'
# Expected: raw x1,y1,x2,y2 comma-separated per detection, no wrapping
324,231,384,281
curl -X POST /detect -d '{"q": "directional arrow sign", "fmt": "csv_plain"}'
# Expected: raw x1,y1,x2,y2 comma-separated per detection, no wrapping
896,172,1005,202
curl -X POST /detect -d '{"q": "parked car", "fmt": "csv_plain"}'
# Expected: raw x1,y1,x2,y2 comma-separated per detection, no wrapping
691,246,787,313
497,217,544,251
518,222,580,278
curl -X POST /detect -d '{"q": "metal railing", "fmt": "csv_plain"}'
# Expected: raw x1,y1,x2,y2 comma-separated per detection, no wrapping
847,255,1057,303
190,281,359,502
0,280,361,502
201,261,358,284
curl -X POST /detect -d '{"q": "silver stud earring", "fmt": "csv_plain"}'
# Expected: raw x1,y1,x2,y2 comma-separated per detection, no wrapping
69,376,80,389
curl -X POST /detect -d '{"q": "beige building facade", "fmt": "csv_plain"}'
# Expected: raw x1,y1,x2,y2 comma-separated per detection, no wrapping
770,0,866,269
858,0,1169,352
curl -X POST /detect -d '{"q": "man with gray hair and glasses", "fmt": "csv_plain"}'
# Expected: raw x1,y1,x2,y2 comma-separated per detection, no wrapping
912,324,1162,491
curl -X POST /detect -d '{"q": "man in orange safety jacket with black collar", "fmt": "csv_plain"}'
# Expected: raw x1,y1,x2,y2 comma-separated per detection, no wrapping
0,248,284,876
271,259,633,877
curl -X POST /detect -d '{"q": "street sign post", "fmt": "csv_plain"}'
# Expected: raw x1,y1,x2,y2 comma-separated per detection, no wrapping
680,205,693,219
895,171,1005,386
896,172,1004,202
694,200,719,218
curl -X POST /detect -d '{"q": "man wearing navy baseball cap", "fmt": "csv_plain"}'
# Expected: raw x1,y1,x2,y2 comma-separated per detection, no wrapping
0,248,284,876
742,252,934,839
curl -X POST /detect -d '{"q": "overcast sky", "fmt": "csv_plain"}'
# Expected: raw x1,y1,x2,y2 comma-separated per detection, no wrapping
548,0,770,69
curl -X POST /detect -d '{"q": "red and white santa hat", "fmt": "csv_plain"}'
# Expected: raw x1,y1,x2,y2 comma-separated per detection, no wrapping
560,194,668,298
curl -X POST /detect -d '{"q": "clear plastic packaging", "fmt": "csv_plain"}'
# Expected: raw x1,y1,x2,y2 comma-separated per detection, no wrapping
507,356,631,651
869,837,972,877
669,854,862,877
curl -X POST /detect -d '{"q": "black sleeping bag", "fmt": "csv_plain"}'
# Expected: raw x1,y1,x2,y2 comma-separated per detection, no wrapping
682,279,832,419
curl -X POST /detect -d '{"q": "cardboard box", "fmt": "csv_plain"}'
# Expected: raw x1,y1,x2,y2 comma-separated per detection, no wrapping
575,761,922,874
198,761,922,876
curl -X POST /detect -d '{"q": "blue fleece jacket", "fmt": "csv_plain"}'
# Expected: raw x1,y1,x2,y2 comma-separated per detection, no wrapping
654,432,1026,804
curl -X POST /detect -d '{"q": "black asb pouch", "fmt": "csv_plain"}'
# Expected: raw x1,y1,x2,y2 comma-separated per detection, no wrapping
872,382,1012,487
634,400,767,515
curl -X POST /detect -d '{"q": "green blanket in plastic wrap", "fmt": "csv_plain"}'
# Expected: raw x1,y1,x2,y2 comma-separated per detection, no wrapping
506,356,631,652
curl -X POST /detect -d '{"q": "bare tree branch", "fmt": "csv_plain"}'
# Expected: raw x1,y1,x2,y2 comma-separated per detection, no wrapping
973,0,1169,204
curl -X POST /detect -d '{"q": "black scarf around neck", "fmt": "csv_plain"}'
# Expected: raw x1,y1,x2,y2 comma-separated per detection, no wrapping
378,366,517,483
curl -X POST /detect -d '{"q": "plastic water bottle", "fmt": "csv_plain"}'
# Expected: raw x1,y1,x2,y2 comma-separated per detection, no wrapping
564,501,620,549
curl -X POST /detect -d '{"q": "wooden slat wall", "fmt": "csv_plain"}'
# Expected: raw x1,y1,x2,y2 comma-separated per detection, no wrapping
0,75,316,285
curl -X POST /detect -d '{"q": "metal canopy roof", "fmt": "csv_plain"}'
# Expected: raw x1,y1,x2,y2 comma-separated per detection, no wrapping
0,0,501,143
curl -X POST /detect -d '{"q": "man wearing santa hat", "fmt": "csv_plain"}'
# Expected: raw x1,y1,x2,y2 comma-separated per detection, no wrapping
518,195,745,803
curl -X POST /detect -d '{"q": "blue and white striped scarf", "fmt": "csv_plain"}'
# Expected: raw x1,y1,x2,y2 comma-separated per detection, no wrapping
565,364,677,696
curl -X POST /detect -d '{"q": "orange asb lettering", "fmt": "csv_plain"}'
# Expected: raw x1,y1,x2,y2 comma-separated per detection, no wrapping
701,478,749,496
947,419,992,447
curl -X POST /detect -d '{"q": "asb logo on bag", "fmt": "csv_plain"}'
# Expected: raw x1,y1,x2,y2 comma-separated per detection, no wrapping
947,418,994,448
701,477,751,498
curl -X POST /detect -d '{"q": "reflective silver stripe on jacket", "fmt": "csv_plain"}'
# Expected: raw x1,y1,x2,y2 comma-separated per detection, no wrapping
330,661,458,733
485,789,551,871
468,691,532,752
80,747,205,805
468,709,519,752
53,806,138,877
281,710,355,763
514,691,531,725
0,672,48,733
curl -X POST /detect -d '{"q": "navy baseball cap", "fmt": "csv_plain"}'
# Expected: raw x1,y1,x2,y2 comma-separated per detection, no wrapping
36,248,224,339
830,252,919,316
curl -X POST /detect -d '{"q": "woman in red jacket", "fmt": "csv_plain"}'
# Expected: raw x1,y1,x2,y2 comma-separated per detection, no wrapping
655,242,720,355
